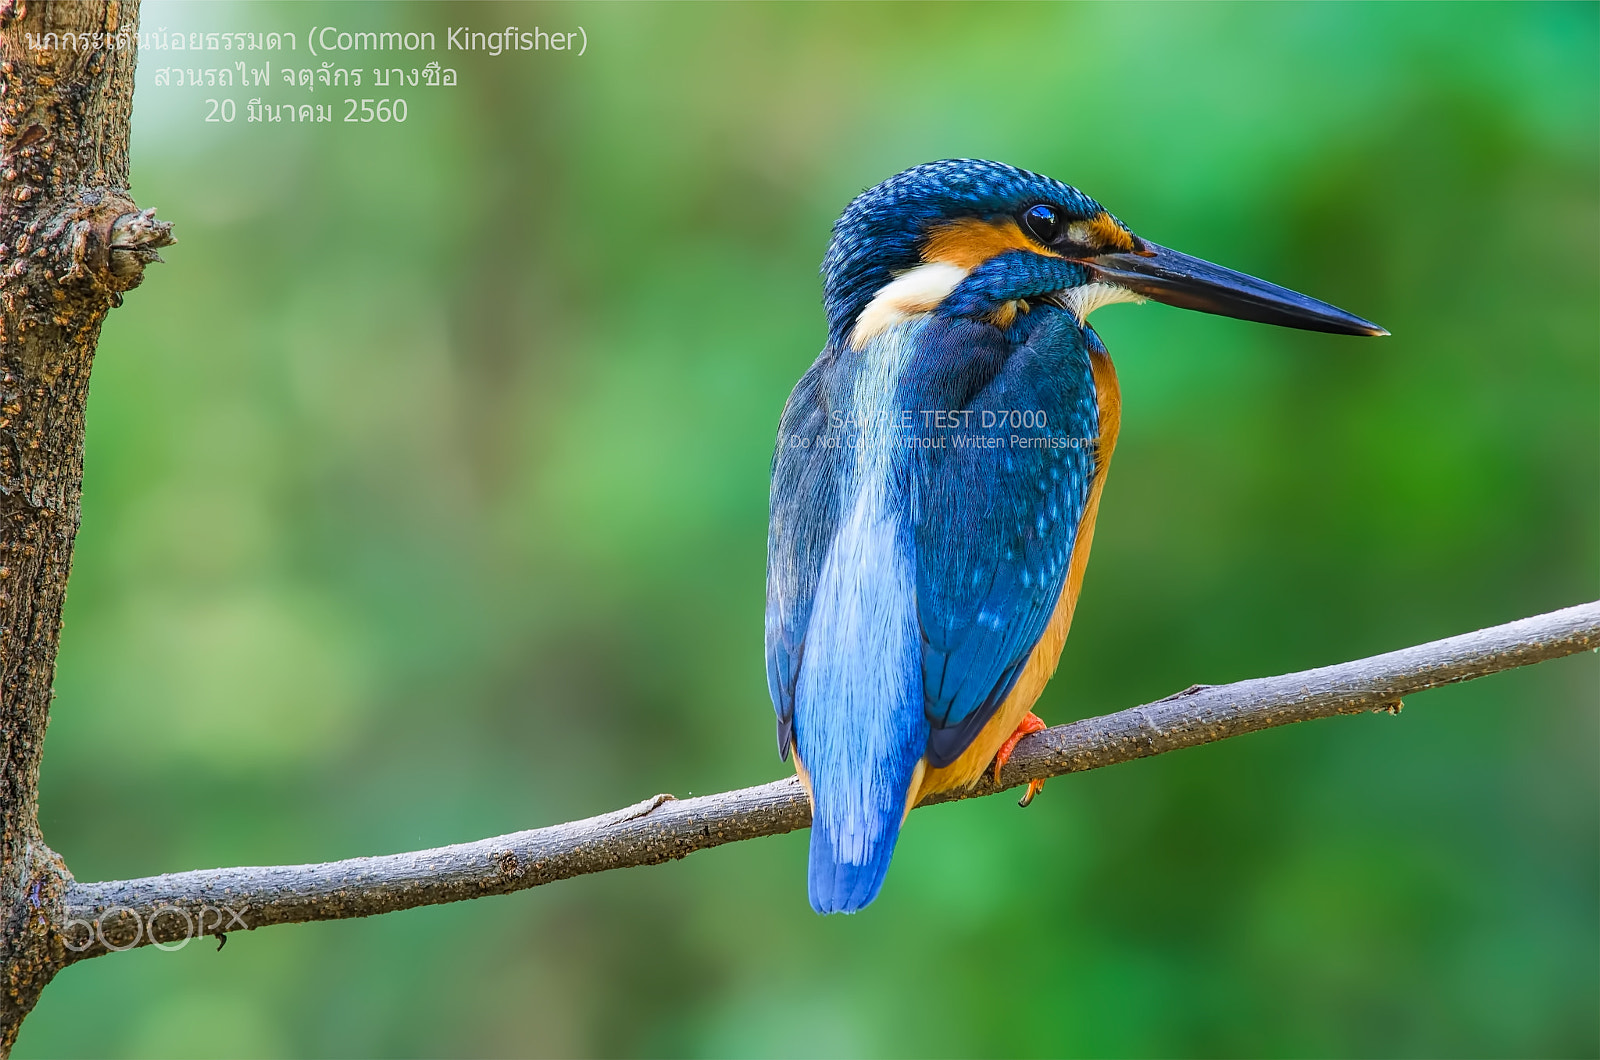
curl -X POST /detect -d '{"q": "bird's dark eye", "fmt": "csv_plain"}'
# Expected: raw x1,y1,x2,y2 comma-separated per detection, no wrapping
1022,203,1063,245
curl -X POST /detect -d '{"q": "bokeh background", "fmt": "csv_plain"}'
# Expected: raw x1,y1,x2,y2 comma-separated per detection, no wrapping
15,1,1598,1056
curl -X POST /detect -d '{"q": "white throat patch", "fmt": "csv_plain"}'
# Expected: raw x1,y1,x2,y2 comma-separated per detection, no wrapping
1058,281,1146,324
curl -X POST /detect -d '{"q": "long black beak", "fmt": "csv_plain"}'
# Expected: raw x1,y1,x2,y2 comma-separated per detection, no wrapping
1085,242,1387,337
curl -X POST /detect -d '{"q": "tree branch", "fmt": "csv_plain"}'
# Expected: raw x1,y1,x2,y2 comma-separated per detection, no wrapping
59,600,1598,958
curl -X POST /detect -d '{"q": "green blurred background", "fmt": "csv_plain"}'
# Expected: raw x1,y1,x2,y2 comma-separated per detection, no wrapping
15,1,1598,1056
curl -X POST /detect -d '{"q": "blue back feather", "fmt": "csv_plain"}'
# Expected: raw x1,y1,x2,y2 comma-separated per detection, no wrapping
910,311,1099,765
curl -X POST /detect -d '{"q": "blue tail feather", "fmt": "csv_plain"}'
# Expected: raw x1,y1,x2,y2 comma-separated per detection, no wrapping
807,796,909,914
792,537,927,913
791,504,927,914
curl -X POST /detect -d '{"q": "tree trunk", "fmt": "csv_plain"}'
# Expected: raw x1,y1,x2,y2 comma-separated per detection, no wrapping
0,0,166,1047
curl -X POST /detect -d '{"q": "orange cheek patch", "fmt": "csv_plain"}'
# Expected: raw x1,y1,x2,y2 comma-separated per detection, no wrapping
922,217,1062,270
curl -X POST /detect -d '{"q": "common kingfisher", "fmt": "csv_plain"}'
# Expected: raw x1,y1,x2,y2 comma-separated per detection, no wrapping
765,159,1384,914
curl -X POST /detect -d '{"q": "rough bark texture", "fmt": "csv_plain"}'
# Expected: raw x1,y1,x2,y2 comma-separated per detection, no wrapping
0,0,167,1047
61,600,1600,959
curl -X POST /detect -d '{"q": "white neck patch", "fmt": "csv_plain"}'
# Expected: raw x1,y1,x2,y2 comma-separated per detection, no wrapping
849,261,968,349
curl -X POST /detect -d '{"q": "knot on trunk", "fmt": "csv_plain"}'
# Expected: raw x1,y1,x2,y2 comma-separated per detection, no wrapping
8,190,175,304
106,207,176,287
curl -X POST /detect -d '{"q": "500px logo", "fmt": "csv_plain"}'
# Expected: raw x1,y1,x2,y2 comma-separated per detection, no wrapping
59,904,249,952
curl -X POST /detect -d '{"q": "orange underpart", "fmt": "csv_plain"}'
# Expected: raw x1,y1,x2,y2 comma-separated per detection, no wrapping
993,710,1048,803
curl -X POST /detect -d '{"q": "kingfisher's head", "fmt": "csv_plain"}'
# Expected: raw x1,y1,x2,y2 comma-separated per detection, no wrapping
822,159,1385,349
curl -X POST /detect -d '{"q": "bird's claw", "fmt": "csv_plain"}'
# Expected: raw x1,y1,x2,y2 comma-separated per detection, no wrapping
1016,778,1046,807
993,711,1049,805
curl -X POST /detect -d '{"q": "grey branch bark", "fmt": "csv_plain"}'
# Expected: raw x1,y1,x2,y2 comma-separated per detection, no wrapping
0,0,166,1049
62,600,1600,960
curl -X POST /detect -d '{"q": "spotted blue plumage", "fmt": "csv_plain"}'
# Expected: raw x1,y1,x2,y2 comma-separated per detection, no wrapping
907,311,1099,767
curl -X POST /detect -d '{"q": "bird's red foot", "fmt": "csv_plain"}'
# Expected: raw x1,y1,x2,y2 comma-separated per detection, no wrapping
993,712,1048,806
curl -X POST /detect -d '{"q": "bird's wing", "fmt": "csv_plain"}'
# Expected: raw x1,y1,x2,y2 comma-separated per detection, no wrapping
764,354,845,759
912,313,1101,768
